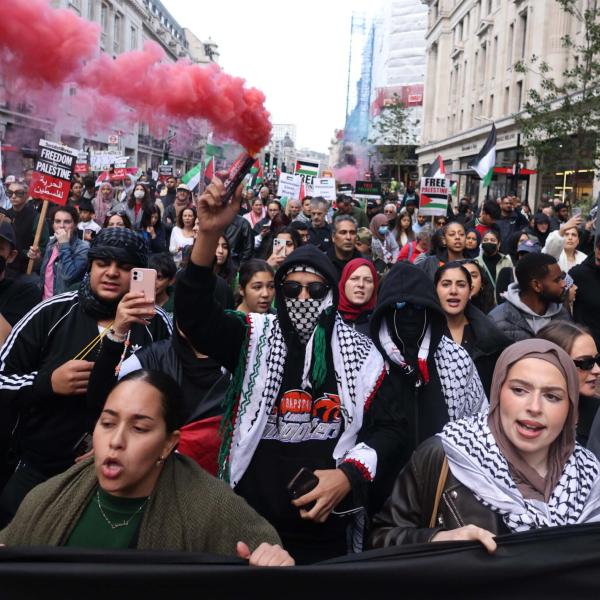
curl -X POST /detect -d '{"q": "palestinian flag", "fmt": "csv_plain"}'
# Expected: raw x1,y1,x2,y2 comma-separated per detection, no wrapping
253,165,264,186
181,162,202,191
203,156,215,186
295,160,319,178
468,125,496,187
250,159,260,175
424,155,445,178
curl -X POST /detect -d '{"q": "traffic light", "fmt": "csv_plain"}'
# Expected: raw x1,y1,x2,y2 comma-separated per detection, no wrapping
264,152,270,168
162,140,171,163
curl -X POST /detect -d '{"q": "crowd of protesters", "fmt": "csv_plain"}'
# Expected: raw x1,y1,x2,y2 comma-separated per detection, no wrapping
0,166,599,567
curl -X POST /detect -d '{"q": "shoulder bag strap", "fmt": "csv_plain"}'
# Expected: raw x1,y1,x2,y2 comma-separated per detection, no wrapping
429,455,449,528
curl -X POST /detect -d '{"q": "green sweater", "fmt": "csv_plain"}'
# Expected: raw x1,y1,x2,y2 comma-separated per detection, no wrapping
0,454,281,555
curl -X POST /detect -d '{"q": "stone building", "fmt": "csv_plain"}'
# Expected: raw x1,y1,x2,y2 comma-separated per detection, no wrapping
418,0,598,207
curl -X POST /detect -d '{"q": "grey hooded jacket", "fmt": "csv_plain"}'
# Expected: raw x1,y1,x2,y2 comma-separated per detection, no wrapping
488,282,570,342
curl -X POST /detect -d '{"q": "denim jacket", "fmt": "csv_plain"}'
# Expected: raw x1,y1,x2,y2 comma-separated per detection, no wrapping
40,235,90,295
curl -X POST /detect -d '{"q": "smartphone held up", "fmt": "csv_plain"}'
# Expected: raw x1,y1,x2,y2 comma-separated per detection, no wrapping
130,268,157,304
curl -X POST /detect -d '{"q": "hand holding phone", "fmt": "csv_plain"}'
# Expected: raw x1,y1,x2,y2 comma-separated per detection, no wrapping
287,467,319,511
273,237,286,256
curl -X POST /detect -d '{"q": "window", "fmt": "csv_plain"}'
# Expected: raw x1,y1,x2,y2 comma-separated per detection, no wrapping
507,22,514,67
481,43,487,83
504,86,510,114
478,99,483,117
516,81,523,112
113,13,122,54
100,2,109,48
462,60,468,95
519,12,528,58
471,104,475,127
69,0,81,13
489,94,494,117
130,25,138,50
491,36,498,78
88,0,95,20
473,51,478,90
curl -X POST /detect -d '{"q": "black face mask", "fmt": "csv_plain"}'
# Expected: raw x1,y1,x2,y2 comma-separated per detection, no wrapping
481,242,498,256
388,218,397,229
386,305,427,366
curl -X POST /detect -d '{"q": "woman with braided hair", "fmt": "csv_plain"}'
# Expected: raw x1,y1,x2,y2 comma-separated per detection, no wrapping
371,339,600,553
175,177,403,564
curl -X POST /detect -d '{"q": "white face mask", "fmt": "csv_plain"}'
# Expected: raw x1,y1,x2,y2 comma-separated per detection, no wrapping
134,190,145,199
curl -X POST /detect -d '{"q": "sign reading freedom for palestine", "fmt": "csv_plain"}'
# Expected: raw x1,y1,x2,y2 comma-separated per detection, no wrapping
419,177,449,216
30,139,78,206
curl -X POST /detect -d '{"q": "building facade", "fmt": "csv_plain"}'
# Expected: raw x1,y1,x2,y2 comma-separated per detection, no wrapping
0,0,218,178
418,0,598,207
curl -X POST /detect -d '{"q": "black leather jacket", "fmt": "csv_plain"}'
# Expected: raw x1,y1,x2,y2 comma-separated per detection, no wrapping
224,215,254,263
370,436,508,548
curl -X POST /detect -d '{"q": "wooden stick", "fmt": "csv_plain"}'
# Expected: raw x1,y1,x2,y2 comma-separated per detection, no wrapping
26,200,49,275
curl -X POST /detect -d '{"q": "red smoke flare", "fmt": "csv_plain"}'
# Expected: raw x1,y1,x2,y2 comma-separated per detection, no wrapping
0,0,271,154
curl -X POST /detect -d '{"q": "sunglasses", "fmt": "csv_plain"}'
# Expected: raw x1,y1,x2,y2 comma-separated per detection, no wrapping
9,190,25,198
395,301,425,310
573,354,600,371
281,281,330,300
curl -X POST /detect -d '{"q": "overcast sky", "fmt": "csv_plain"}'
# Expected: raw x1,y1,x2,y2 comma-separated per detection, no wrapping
162,0,373,154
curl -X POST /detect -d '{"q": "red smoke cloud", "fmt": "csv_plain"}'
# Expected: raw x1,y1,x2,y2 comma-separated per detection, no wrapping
0,0,271,154
334,165,360,185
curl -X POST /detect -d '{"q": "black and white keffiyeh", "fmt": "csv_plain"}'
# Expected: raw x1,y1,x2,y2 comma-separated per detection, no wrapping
224,312,385,487
439,415,600,532
285,297,325,344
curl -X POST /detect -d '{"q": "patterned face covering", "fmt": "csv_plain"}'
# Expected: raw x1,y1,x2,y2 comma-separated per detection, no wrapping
285,297,323,344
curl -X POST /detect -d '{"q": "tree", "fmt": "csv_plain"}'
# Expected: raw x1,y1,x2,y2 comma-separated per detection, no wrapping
514,0,600,205
368,94,420,180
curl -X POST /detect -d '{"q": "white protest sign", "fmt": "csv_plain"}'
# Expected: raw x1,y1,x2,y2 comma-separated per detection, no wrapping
418,177,449,216
313,177,336,201
90,151,127,171
277,173,302,200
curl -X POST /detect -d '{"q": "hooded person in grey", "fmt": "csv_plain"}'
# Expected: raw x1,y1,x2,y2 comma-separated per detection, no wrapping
488,252,570,342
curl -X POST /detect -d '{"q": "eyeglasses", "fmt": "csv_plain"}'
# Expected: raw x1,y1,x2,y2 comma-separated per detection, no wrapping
108,210,126,217
573,354,600,371
280,281,330,300
8,190,25,198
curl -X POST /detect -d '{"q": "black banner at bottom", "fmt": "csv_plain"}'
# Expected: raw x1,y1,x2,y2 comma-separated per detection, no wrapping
0,523,599,599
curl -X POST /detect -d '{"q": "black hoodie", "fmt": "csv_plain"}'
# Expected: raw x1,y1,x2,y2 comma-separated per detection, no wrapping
370,262,448,451
176,245,399,563
571,252,600,350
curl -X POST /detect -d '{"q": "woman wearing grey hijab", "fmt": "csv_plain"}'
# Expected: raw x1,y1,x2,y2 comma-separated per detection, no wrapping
371,339,600,553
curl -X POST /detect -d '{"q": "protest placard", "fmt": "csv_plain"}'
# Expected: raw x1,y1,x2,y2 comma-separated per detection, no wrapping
295,159,319,195
74,151,88,175
276,173,302,200
90,150,126,171
354,180,382,208
418,177,449,216
158,164,174,181
30,139,78,206
338,183,354,194
313,177,336,201
28,139,79,274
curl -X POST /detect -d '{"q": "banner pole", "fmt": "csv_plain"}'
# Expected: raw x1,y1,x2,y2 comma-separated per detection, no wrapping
26,200,49,275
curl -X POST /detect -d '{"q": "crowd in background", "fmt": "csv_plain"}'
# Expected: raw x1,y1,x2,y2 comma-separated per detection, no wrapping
0,165,599,566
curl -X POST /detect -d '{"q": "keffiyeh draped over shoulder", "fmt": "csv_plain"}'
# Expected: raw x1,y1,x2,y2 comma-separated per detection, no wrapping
440,414,600,532
439,339,600,532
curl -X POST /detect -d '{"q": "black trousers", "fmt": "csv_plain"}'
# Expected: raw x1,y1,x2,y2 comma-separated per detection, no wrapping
0,461,48,527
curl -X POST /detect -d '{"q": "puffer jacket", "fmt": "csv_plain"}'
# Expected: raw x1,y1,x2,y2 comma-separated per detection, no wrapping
488,283,570,342
370,436,507,548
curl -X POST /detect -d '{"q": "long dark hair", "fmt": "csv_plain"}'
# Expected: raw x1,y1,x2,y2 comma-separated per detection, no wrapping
140,204,163,230
214,235,236,286
128,183,153,212
235,259,274,306
462,259,496,314
113,369,186,432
